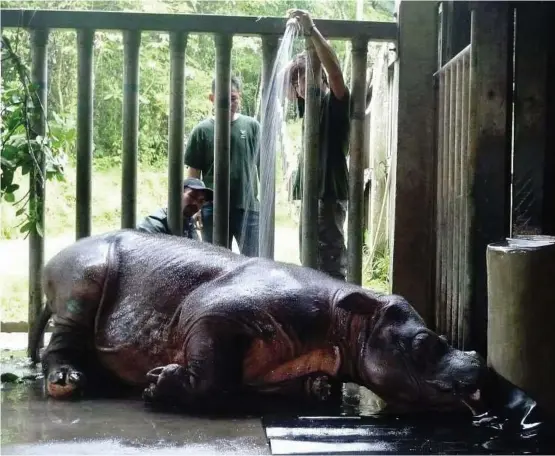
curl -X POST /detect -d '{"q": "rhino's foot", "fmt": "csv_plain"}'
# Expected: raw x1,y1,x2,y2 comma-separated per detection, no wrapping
306,375,333,402
46,365,86,399
142,364,192,406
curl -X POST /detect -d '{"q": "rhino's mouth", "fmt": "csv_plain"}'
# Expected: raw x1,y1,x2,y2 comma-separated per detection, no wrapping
462,389,486,414
425,379,483,413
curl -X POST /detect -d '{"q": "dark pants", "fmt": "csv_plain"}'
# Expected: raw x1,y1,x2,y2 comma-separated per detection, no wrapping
201,203,260,257
298,200,347,281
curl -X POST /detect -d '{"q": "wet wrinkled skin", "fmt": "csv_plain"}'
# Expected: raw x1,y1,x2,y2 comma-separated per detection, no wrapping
31,229,487,414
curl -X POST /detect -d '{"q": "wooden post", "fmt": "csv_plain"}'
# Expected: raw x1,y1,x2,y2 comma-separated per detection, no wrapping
487,237,555,414
545,4,555,235
27,28,49,358
300,38,322,270
167,31,188,236
347,36,368,285
391,1,437,325
468,1,512,355
121,30,141,229
512,3,549,236
76,29,94,240
213,34,232,248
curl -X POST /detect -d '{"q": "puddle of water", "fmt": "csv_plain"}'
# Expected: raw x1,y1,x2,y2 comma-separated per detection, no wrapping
2,352,554,454
1,380,269,454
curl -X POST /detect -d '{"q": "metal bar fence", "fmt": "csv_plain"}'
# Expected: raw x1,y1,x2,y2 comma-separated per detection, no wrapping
1,9,397,346
434,44,472,349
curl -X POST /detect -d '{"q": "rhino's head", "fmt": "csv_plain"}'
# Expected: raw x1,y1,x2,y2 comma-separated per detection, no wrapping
335,290,487,413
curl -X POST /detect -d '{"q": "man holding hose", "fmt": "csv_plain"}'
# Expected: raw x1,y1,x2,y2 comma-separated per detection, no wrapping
285,9,351,281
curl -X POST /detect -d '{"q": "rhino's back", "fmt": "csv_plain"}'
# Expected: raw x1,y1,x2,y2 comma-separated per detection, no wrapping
177,257,340,359
93,229,247,384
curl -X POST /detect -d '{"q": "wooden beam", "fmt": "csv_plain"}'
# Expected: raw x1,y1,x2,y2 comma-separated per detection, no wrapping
391,0,438,326
1,9,397,40
544,4,555,235
512,3,549,236
468,1,512,355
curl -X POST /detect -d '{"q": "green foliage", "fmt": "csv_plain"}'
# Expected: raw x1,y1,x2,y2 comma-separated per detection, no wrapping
362,232,390,292
1,0,394,236
1,0,394,169
1,35,67,237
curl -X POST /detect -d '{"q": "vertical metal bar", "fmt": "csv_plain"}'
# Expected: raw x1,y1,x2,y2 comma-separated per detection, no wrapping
458,51,468,348
452,58,462,347
76,29,94,240
447,64,456,342
347,36,368,285
121,30,141,228
435,70,445,335
461,49,471,349
300,38,322,269
168,31,188,236
441,67,450,336
27,28,49,357
259,35,279,259
213,33,232,248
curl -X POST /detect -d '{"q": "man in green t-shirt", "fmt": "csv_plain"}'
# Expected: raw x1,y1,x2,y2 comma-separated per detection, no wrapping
285,9,351,281
184,76,261,257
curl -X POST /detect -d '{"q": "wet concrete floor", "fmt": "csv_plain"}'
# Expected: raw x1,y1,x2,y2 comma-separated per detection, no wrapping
2,334,555,455
1,335,269,455
1,381,269,455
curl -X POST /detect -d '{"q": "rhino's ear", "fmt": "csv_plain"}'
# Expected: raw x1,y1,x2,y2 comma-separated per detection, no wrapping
335,289,381,315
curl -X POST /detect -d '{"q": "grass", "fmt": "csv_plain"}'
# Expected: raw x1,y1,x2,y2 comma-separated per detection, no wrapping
1,162,388,324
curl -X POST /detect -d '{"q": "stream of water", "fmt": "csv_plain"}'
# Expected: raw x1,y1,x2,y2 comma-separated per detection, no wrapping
236,22,299,258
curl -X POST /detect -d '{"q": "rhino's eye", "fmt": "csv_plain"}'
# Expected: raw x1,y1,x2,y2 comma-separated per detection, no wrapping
412,332,447,361
411,332,430,351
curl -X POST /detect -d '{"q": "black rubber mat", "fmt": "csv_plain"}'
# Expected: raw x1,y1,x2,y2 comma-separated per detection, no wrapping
262,414,555,455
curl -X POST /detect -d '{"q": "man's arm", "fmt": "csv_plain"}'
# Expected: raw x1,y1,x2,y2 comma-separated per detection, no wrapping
253,119,261,181
136,210,170,234
309,28,347,100
288,9,347,100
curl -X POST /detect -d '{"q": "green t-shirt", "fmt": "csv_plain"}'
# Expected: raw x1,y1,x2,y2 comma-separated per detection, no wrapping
293,88,351,201
184,114,260,211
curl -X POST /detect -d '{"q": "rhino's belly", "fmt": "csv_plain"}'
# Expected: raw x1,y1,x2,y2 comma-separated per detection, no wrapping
95,297,181,386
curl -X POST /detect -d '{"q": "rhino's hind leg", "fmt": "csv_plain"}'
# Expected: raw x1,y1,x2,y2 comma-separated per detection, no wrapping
42,323,90,399
42,294,105,399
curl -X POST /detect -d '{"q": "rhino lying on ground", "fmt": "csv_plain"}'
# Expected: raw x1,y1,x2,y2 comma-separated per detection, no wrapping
31,229,487,413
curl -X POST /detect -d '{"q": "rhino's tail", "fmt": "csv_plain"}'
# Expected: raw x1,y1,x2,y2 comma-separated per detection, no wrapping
29,303,52,365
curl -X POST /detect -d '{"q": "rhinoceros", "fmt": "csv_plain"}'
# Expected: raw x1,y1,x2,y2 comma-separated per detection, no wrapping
31,229,487,413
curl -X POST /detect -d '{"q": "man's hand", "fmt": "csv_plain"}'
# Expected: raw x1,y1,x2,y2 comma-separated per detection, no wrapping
287,9,315,35
287,8,346,100
192,211,203,230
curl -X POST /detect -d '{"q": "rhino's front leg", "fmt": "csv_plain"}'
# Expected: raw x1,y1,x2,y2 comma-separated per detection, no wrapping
142,320,246,407
250,372,340,402
142,364,190,405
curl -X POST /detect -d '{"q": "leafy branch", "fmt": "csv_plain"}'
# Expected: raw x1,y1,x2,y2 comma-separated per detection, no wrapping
1,33,67,238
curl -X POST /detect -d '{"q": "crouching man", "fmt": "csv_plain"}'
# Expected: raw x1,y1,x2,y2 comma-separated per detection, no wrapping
136,178,213,240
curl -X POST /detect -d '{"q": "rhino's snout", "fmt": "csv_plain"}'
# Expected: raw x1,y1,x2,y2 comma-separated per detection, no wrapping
427,349,486,398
